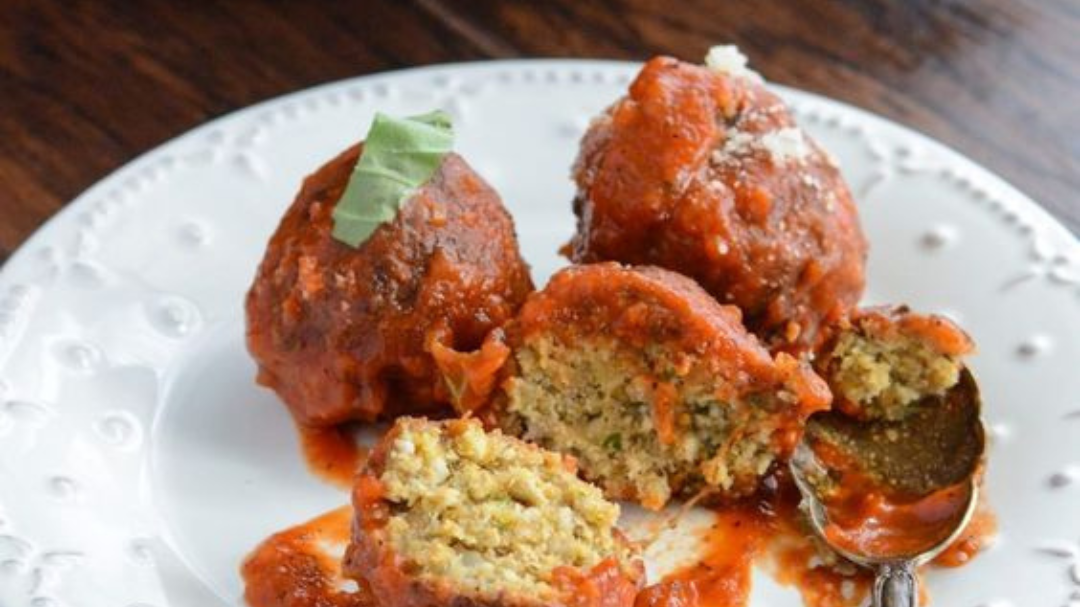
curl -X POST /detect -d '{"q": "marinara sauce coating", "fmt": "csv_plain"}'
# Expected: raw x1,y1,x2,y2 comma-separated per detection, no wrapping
569,56,867,350
245,145,533,427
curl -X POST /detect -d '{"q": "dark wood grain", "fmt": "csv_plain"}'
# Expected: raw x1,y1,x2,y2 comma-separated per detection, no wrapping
1,0,1077,266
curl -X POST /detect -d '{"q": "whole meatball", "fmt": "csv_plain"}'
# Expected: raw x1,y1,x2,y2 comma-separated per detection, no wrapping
569,55,867,350
246,144,534,427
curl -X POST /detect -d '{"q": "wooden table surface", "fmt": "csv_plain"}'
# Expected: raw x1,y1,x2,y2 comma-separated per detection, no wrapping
2,0,1077,265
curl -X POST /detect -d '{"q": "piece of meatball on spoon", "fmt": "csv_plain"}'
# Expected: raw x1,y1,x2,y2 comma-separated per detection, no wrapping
789,368,986,607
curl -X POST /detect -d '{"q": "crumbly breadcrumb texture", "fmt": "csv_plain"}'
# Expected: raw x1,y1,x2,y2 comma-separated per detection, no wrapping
378,419,631,598
504,336,787,509
827,328,963,421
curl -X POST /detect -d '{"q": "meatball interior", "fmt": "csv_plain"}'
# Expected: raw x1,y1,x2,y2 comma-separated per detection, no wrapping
345,418,642,606
498,264,831,510
821,307,974,421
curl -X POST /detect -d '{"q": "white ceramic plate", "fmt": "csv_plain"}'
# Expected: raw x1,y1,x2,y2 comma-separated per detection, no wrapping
1,60,1079,607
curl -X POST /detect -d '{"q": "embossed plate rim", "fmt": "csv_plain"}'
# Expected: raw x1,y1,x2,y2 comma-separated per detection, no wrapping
0,60,1078,607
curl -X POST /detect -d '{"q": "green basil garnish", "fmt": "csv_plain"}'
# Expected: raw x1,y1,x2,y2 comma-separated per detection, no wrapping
331,110,454,247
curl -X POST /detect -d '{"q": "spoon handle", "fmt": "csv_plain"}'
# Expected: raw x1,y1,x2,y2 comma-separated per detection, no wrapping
873,562,916,607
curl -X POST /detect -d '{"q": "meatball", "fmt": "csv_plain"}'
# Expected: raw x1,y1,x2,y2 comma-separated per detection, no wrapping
568,51,867,350
493,263,831,510
343,417,644,607
816,306,975,421
246,145,534,427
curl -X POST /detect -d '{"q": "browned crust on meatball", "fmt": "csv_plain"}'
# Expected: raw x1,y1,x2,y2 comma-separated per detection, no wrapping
245,145,533,426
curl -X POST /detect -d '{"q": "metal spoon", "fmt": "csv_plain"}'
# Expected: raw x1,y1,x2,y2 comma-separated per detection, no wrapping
789,368,987,607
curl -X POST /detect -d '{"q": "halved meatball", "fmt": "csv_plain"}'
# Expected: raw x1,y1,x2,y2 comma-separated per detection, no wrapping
569,50,867,350
246,145,534,427
492,263,831,510
343,417,644,607
816,306,975,421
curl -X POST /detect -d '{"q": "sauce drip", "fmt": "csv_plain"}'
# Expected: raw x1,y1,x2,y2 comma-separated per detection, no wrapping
932,501,997,568
770,538,871,607
766,495,872,607
298,423,368,489
242,506,373,607
636,506,770,607
761,477,872,607
633,469,995,607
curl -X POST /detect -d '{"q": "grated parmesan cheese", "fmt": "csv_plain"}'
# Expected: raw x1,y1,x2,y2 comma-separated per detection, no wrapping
712,125,813,166
718,130,756,158
704,45,764,83
759,128,812,163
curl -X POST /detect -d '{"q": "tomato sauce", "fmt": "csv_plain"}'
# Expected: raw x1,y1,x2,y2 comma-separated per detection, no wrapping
242,506,373,607
808,436,977,562
853,307,974,358
634,469,991,607
552,559,647,607
822,482,972,561
246,145,534,428
637,506,771,607
568,57,867,350
242,474,993,607
932,501,997,568
297,423,368,490
770,535,871,607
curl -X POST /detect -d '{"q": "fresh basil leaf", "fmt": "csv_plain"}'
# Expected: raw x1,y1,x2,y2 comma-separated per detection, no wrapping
331,110,454,247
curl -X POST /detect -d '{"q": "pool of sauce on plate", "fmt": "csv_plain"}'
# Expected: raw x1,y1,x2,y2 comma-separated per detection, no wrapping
635,477,874,607
298,423,368,489
763,489,874,607
244,473,992,607
636,471,991,607
242,506,373,607
636,504,772,607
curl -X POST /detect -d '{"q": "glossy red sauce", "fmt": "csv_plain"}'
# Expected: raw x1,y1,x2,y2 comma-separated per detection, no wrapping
932,501,997,568
636,505,770,607
636,471,991,607
770,535,872,607
242,506,373,607
245,146,533,428
853,307,974,358
512,264,830,411
297,423,368,490
245,469,992,607
822,483,972,561
809,439,975,562
428,328,511,414
552,558,647,607
568,57,867,350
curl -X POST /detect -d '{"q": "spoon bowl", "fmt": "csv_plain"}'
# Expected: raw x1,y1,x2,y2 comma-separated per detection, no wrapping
789,368,987,606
